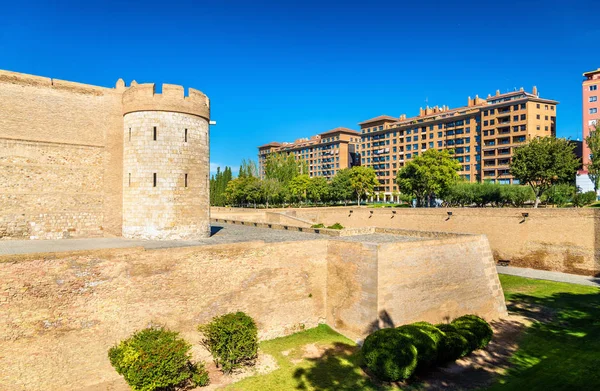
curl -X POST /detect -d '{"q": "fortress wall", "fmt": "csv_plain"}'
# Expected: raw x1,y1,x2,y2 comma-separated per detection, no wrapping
0,241,329,390
325,234,507,340
213,207,600,276
0,70,124,239
122,111,210,239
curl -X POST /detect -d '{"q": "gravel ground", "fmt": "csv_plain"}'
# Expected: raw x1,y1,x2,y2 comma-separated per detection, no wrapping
334,233,425,243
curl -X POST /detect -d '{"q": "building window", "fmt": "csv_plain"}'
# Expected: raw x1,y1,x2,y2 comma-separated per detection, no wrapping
185,173,188,187
520,114,526,120
536,115,540,119
129,128,131,141
153,127,157,141
153,173,157,187
590,96,598,102
591,108,598,114
184,129,188,142
128,173,131,186
591,85,598,91
536,104,540,109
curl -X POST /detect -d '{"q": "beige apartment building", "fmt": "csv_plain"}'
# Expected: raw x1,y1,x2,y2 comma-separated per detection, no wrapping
258,127,361,179
359,87,557,197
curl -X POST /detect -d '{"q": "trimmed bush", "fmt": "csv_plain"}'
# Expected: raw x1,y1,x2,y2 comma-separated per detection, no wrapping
108,327,209,391
327,222,344,230
451,315,493,349
435,323,470,362
361,328,418,381
311,223,325,228
396,322,444,368
198,311,258,374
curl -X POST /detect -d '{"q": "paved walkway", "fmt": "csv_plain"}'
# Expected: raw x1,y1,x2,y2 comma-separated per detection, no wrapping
0,223,324,255
497,265,600,287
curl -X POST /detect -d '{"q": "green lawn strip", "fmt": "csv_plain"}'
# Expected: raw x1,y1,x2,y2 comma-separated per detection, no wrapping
488,275,600,391
224,324,397,391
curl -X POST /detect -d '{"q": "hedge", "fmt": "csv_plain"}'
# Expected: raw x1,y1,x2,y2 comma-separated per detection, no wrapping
361,328,418,381
361,315,493,382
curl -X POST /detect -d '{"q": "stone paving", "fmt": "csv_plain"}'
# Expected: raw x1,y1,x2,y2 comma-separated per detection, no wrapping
497,265,600,287
0,223,422,256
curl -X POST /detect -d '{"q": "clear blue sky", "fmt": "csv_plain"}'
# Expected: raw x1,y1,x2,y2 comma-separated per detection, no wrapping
2,0,598,175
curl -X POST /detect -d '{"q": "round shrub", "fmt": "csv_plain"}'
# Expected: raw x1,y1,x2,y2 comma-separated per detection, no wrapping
451,315,493,349
108,327,209,391
361,328,418,381
396,322,444,368
198,311,258,374
434,323,470,362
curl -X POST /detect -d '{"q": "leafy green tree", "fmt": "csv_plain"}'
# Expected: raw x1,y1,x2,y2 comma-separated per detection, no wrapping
210,166,233,206
264,153,307,185
348,166,378,206
542,183,576,207
396,149,461,207
573,190,597,207
584,123,600,192
288,174,311,204
259,178,281,208
330,168,354,205
238,159,258,179
307,177,329,204
510,137,580,208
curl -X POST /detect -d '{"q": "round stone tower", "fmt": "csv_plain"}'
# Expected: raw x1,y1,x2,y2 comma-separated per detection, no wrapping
121,82,210,240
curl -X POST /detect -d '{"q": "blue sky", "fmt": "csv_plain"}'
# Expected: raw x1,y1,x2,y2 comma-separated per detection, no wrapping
2,0,599,175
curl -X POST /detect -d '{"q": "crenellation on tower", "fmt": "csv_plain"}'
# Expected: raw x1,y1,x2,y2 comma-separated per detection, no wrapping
0,69,211,240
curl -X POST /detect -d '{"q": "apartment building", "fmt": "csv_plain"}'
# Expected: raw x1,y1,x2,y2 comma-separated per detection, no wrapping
577,68,600,192
359,87,557,197
258,127,361,179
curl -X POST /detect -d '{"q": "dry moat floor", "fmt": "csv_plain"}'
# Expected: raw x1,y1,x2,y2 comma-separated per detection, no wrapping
207,274,600,391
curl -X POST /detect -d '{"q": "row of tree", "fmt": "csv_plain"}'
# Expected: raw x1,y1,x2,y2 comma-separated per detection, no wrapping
212,152,379,207
395,137,582,208
213,126,600,208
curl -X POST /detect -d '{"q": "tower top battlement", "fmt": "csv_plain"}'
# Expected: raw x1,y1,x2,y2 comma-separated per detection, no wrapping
122,82,210,120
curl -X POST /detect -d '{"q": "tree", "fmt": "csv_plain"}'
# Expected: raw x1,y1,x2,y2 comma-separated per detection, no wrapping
288,174,311,204
210,166,233,206
348,166,378,206
396,149,461,207
510,137,580,208
264,153,306,185
307,177,329,204
330,169,354,205
238,159,258,179
585,123,600,193
259,178,281,209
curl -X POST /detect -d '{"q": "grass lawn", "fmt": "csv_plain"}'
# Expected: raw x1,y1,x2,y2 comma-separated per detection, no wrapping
488,275,600,390
224,324,397,391
224,275,600,390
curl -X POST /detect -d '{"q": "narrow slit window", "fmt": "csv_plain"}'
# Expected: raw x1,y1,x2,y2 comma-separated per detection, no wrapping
128,173,131,187
153,127,157,141
129,128,131,141
184,129,188,142
153,173,157,187
185,173,188,187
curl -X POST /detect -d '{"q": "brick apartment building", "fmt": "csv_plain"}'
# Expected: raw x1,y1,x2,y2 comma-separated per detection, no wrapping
258,127,361,179
359,87,557,197
577,68,600,193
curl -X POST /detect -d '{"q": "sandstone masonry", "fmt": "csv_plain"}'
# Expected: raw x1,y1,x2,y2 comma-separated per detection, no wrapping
0,70,210,240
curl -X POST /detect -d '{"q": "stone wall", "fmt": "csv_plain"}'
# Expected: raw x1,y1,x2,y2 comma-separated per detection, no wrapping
0,70,123,239
0,241,328,390
123,111,210,239
0,69,212,240
0,231,507,390
212,207,600,276
326,234,506,340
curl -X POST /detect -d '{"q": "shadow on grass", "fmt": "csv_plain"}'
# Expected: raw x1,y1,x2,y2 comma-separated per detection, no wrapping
292,342,386,391
488,290,600,390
